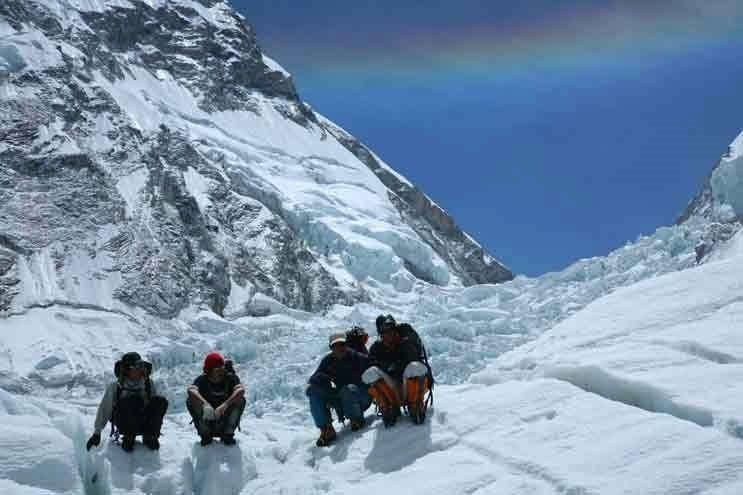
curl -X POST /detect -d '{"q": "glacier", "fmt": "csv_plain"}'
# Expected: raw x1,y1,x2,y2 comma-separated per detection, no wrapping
2,193,742,494
3,222,743,494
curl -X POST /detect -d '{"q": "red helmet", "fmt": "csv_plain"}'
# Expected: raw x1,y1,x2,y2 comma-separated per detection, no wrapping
203,352,225,373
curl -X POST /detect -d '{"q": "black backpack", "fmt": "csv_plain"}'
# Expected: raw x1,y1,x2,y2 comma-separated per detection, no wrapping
397,323,435,393
110,357,153,439
224,359,236,375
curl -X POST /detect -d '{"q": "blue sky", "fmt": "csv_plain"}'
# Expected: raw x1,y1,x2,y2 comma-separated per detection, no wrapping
234,1,743,276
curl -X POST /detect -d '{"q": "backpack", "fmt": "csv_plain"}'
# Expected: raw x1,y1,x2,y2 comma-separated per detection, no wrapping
109,358,153,439
346,326,369,355
224,359,236,375
397,323,435,397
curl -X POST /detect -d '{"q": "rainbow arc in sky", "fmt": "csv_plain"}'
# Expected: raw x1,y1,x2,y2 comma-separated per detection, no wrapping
265,2,743,82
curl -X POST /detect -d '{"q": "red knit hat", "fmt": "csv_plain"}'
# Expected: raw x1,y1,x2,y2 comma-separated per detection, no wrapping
203,352,225,373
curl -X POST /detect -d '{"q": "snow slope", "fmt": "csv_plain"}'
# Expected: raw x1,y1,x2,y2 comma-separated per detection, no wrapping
480,230,743,442
2,218,743,494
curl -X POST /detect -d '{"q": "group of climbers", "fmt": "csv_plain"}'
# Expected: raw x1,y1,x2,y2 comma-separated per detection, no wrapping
86,351,245,453
307,314,433,447
85,314,431,453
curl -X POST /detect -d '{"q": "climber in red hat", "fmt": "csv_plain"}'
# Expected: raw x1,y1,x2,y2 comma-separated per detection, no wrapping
186,352,246,446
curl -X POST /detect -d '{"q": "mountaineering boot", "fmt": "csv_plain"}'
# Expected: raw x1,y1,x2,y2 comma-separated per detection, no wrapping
222,434,236,446
406,376,429,424
381,405,400,427
143,435,160,450
121,435,136,452
200,434,213,446
368,379,400,428
316,424,337,447
350,417,365,432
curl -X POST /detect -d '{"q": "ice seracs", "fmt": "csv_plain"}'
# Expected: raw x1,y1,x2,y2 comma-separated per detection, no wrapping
679,129,743,223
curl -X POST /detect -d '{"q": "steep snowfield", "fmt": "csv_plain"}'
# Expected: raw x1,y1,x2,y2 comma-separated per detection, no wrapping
93,62,453,289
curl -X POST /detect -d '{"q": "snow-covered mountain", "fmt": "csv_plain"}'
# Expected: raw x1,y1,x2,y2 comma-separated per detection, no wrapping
2,1,743,494
0,0,512,321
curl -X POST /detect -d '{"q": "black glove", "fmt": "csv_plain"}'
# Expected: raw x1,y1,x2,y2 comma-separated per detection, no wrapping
86,432,101,451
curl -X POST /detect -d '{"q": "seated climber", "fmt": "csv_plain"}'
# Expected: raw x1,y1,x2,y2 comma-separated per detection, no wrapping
363,315,434,426
345,325,370,355
187,352,246,446
307,332,372,447
86,352,169,453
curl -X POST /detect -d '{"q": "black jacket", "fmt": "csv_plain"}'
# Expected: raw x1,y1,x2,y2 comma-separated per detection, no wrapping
193,373,241,408
309,349,370,390
368,328,425,381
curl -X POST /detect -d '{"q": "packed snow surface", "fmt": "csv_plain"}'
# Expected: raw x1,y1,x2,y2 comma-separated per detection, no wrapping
2,215,742,493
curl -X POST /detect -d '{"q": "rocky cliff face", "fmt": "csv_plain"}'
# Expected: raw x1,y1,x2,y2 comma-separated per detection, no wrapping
0,0,512,319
